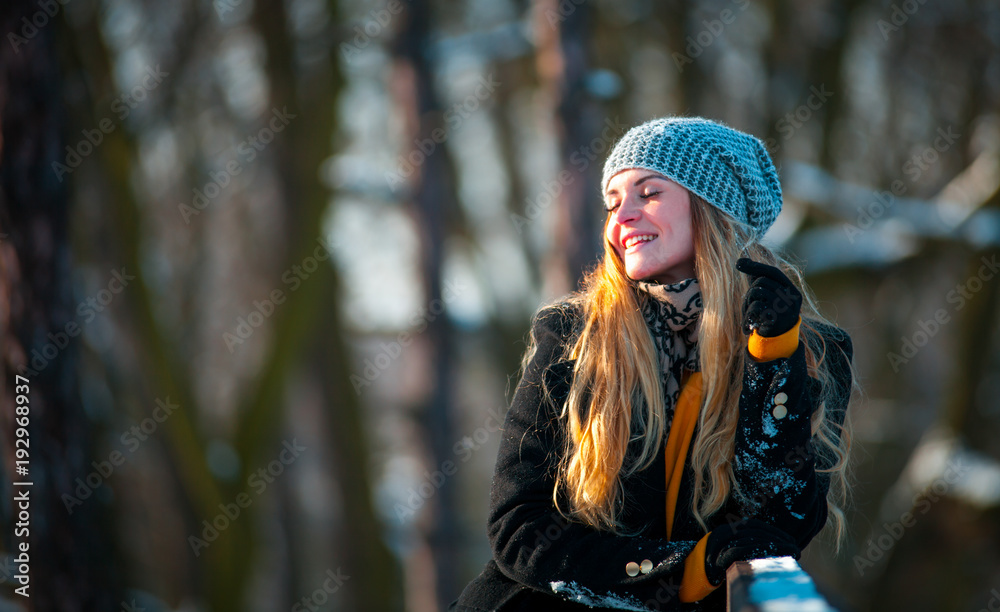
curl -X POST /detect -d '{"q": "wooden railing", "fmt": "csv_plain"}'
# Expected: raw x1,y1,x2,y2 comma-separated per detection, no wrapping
726,557,837,611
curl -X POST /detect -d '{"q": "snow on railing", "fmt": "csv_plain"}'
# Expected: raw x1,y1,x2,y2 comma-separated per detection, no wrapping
726,556,837,612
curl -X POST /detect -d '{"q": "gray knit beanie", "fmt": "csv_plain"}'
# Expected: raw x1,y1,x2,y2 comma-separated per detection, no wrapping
601,116,782,237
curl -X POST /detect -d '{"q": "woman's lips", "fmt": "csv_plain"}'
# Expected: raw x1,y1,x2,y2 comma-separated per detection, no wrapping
623,234,657,250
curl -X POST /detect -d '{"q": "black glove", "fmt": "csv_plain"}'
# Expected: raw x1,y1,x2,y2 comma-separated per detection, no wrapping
736,258,802,337
704,517,801,585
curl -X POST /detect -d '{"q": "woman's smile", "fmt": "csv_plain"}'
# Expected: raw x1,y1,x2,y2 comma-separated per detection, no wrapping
622,233,658,250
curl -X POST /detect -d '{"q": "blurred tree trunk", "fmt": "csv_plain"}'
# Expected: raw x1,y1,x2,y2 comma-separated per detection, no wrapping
56,9,242,611
389,0,463,608
809,0,861,169
0,3,120,609
945,189,1000,450
318,279,404,612
534,0,602,295
658,2,695,119
494,59,542,293
240,1,403,610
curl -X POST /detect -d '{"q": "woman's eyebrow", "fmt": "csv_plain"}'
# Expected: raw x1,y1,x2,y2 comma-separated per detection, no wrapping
633,174,662,187
605,174,663,197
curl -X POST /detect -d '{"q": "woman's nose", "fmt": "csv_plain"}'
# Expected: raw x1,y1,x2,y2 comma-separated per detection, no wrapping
612,195,641,223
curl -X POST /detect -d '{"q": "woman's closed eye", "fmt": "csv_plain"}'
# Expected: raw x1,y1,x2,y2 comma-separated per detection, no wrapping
604,191,661,212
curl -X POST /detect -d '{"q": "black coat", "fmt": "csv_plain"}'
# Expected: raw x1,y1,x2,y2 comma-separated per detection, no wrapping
451,299,853,611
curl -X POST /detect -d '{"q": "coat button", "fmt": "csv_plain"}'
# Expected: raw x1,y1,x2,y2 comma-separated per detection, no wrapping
626,561,640,576
774,392,788,405
772,404,788,419
640,559,653,574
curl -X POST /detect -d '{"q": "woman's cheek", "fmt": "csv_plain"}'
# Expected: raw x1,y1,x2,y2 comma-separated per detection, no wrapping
607,227,621,257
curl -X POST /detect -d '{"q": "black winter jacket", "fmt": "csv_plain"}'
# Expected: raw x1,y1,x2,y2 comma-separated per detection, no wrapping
451,299,853,611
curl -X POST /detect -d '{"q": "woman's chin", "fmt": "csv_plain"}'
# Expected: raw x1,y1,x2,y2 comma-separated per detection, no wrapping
624,258,695,284
626,258,668,282
628,269,659,283
631,270,691,285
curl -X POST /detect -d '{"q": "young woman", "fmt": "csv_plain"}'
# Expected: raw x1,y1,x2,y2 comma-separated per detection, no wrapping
451,116,857,611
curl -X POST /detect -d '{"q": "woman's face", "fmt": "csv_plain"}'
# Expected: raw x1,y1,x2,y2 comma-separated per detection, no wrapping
604,169,696,284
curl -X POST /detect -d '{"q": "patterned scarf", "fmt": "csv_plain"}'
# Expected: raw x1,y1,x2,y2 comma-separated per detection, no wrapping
634,277,703,428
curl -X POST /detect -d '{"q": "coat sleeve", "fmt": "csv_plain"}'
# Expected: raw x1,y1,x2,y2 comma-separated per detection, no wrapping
487,304,701,611
732,324,853,549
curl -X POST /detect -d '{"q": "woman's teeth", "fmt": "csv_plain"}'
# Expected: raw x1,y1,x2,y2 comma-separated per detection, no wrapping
625,235,656,249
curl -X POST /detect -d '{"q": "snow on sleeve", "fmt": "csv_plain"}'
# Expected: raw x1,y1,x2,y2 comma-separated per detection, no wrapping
549,581,650,611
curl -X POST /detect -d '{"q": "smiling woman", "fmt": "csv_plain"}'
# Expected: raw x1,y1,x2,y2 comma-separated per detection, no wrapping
451,116,859,611
604,170,696,285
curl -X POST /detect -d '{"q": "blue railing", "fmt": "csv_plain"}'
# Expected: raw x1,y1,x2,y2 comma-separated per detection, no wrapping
727,557,837,611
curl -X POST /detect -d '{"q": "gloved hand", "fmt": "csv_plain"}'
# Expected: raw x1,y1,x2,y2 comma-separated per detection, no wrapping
736,258,802,337
703,517,801,585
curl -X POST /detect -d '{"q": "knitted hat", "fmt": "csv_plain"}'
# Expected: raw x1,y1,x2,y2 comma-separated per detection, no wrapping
601,116,782,237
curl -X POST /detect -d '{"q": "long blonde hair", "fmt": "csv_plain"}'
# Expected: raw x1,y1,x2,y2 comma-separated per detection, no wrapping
534,193,857,550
